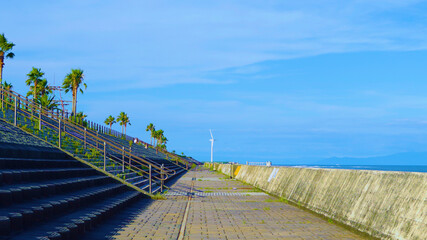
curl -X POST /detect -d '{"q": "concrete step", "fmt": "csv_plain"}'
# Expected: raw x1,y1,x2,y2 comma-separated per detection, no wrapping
0,175,110,207
0,158,82,170
0,183,129,236
22,191,142,240
0,168,98,185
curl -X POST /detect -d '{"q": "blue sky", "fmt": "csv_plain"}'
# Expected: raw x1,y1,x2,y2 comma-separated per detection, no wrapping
2,1,427,164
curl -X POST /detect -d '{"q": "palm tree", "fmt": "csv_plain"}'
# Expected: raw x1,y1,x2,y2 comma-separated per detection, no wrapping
146,123,155,145
75,111,87,125
161,135,168,145
26,67,46,101
151,129,158,146
2,81,12,91
157,129,164,143
104,115,116,134
34,93,58,110
155,129,164,153
117,112,125,136
122,113,131,136
2,81,13,106
160,135,168,150
0,34,15,85
27,78,52,99
117,112,131,136
62,69,87,116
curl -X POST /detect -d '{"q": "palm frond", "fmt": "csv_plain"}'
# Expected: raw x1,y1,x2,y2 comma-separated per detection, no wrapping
0,33,15,53
6,52,14,59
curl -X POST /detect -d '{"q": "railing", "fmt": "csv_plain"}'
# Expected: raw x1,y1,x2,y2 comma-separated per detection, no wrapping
11,88,192,169
0,86,189,193
246,161,272,166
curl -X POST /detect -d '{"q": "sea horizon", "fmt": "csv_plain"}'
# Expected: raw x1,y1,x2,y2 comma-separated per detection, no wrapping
275,164,427,173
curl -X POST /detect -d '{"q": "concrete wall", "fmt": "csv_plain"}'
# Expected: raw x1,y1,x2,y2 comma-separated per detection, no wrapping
206,163,427,240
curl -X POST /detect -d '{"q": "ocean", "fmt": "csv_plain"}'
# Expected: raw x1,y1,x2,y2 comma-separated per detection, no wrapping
276,165,427,173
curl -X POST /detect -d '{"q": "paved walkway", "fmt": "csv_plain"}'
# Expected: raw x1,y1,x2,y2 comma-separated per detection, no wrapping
112,167,366,239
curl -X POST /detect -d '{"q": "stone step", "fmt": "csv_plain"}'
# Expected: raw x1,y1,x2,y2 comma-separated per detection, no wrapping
0,183,129,236
0,158,82,170
19,191,142,240
0,168,98,185
0,175,110,207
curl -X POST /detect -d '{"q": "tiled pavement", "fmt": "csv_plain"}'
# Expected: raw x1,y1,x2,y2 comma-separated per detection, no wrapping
111,167,366,240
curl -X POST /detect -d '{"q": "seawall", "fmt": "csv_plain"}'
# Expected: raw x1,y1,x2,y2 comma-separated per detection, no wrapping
206,163,427,240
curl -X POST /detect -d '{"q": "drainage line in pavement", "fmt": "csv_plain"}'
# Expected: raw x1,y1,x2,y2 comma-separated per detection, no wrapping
177,172,195,240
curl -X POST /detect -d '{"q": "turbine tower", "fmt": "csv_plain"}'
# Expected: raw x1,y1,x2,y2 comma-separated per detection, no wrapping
210,129,215,163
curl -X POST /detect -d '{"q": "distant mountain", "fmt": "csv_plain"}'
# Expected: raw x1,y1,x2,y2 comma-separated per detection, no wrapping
316,152,427,165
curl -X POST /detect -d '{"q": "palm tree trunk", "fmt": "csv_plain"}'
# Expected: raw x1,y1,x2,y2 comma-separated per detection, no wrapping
124,124,127,136
72,88,77,116
109,124,112,134
33,80,38,102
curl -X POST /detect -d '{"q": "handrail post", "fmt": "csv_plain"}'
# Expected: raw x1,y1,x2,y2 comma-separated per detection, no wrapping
58,119,61,148
13,96,17,126
84,128,87,149
38,105,41,130
160,164,164,192
129,147,132,167
96,131,99,149
103,142,106,171
122,146,125,172
149,165,152,194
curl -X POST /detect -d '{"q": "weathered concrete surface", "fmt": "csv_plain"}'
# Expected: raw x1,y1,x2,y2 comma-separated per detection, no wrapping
209,163,427,240
111,167,366,239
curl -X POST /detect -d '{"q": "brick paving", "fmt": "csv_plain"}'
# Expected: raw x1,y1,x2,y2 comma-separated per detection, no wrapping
112,167,367,240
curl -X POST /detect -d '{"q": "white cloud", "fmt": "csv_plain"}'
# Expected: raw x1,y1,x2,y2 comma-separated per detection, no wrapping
3,0,427,90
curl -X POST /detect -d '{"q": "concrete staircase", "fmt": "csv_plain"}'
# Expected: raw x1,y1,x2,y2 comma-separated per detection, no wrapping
0,150,144,239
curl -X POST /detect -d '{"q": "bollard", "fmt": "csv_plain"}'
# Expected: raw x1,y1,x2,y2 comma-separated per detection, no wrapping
13,96,17,126
149,165,152,194
58,119,62,148
103,142,106,171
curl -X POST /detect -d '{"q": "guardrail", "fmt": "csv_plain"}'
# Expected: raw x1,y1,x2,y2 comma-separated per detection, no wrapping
246,161,272,166
0,86,191,193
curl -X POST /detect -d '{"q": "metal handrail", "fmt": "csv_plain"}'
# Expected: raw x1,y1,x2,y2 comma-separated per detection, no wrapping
0,88,174,184
3,88,191,169
1,88,176,173
81,125,190,169
59,119,176,175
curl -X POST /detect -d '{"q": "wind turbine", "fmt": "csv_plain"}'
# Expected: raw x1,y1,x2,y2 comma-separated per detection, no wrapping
209,129,215,163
